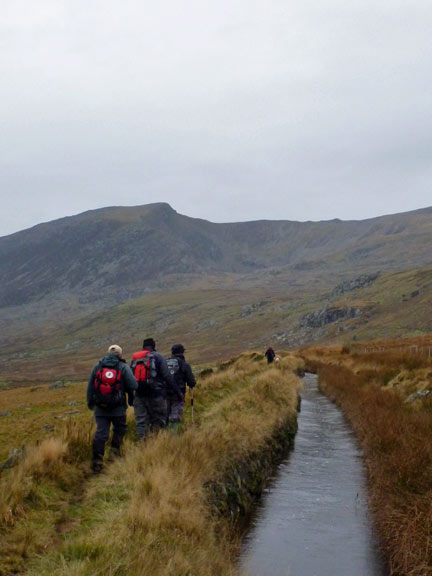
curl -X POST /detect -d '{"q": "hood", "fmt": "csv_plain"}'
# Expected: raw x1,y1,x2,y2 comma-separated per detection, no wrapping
100,354,121,367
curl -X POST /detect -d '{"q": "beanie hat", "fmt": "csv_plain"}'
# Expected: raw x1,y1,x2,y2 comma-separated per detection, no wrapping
171,344,185,355
143,337,156,349
108,344,123,357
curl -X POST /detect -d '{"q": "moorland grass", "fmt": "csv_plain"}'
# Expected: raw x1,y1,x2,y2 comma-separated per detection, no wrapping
301,342,432,576
1,353,301,576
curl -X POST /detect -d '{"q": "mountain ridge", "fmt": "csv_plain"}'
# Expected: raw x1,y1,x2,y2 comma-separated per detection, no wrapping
2,202,432,310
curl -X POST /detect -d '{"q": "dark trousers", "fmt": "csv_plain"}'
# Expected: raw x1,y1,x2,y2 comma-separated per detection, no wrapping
92,414,128,462
133,395,167,439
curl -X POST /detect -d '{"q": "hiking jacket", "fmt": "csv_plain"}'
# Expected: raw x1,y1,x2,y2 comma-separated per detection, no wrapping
131,347,183,399
167,354,196,396
87,354,138,417
265,347,275,360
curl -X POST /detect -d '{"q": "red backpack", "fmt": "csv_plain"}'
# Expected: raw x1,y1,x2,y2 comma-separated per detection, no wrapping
93,362,123,407
131,350,156,389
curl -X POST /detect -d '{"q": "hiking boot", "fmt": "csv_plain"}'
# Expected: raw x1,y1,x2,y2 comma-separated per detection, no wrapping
168,421,180,433
91,459,103,474
107,446,121,461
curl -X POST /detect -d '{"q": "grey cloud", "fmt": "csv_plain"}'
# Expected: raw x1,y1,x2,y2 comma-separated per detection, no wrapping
1,0,432,235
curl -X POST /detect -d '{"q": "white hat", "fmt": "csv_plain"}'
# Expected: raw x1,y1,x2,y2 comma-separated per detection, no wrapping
107,344,123,357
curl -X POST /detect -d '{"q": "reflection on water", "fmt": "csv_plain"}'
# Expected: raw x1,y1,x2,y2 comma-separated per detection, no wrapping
240,373,385,576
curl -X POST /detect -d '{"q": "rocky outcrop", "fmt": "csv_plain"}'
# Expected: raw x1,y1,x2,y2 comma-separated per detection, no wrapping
300,306,362,328
331,273,380,297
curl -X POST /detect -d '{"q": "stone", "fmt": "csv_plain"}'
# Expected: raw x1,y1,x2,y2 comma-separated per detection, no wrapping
405,389,431,403
1,446,26,470
49,380,67,390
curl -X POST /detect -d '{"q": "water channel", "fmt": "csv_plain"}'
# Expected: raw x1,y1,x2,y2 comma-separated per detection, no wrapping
240,373,386,576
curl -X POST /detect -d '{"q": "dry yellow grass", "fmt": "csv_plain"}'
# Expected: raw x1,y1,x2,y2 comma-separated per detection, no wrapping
1,353,301,576
0,380,89,462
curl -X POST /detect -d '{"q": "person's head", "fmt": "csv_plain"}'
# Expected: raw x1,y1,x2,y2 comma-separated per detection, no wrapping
107,344,123,358
171,343,185,356
143,337,156,350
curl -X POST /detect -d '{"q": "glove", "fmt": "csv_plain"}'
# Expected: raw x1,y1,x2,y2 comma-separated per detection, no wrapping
178,393,185,403
128,397,134,407
87,402,94,411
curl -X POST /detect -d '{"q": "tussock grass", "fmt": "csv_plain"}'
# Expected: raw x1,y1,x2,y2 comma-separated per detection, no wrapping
0,417,96,574
302,342,432,576
20,353,300,576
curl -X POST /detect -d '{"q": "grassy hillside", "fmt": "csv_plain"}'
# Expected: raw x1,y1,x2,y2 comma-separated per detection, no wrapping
2,203,432,342
0,353,301,576
3,265,432,392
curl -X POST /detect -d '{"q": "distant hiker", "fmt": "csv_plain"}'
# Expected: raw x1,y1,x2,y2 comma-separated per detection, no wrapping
166,344,196,430
131,337,184,440
265,346,276,364
87,344,138,473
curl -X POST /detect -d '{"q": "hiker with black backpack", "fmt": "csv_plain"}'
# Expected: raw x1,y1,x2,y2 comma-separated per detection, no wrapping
87,344,138,473
265,346,276,364
166,344,196,431
130,337,184,440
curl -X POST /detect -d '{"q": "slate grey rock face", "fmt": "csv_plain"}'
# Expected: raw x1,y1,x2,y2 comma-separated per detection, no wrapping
331,273,380,297
300,306,362,328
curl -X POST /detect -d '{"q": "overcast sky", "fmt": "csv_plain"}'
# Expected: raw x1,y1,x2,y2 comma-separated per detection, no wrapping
1,0,432,237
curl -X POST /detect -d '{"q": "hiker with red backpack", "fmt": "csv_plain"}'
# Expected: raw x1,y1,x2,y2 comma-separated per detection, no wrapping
166,344,196,431
87,344,138,473
131,337,184,440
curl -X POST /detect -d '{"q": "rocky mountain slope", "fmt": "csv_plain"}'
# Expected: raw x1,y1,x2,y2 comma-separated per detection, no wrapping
1,202,432,310
2,203,432,372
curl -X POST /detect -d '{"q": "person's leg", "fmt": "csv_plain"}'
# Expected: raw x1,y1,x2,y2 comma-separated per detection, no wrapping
133,396,151,440
92,415,111,472
167,397,184,432
110,414,128,457
166,395,172,422
149,396,168,433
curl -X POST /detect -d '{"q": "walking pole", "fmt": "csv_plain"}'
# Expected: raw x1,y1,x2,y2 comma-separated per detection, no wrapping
191,387,194,424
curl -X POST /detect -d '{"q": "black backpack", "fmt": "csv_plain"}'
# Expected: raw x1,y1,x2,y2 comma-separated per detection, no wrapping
167,357,180,377
167,357,185,392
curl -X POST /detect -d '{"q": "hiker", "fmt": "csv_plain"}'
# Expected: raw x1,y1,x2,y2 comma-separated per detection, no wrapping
87,344,138,473
131,337,184,440
265,346,276,364
166,344,196,430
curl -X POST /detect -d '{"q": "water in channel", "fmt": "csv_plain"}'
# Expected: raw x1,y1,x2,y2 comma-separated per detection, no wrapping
240,373,385,576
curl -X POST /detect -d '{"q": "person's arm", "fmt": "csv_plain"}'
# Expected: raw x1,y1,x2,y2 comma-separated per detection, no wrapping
87,366,97,409
122,363,138,392
184,362,196,389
